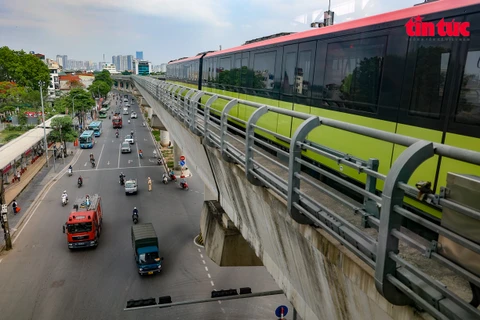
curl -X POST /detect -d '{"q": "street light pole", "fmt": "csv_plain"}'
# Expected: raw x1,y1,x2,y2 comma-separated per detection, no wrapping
39,81,49,168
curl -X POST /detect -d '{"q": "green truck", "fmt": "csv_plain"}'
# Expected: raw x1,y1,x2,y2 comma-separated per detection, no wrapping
131,223,163,275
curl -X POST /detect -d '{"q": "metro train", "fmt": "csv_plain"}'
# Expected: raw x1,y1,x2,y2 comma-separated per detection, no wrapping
166,0,480,220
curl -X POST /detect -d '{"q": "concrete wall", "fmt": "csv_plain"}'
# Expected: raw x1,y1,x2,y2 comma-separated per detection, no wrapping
133,81,432,320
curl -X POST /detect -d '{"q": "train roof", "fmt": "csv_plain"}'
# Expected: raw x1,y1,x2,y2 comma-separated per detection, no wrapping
168,0,478,65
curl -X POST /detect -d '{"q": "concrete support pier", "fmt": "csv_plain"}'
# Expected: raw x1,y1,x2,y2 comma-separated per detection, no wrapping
200,200,263,267
173,141,183,170
160,131,170,147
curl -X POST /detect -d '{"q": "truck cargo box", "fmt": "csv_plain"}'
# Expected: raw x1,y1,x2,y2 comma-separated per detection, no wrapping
131,223,158,249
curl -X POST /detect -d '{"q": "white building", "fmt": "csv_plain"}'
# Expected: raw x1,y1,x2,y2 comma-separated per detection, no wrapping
160,63,167,73
102,63,120,74
48,67,59,99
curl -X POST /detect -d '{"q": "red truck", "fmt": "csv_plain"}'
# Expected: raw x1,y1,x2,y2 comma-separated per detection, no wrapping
112,114,122,128
63,194,103,249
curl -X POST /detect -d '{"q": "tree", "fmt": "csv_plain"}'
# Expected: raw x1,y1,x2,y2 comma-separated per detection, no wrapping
93,70,113,88
67,79,83,89
121,71,132,75
0,46,50,90
17,112,28,125
0,81,26,106
63,88,95,126
88,80,110,99
48,116,77,156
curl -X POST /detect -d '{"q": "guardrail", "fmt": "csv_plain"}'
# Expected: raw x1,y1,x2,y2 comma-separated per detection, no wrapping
124,75,480,320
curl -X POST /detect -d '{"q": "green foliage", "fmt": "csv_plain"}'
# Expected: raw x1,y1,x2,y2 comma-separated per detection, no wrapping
0,81,27,105
0,105,15,113
0,46,50,90
121,71,132,75
48,116,77,154
94,70,113,87
4,132,22,142
66,88,95,114
152,130,160,141
88,80,110,99
18,113,28,125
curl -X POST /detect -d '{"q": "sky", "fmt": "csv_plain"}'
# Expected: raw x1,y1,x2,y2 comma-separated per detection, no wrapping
0,0,422,65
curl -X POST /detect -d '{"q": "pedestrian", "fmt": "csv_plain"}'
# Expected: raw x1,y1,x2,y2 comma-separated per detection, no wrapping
16,171,21,182
147,177,152,192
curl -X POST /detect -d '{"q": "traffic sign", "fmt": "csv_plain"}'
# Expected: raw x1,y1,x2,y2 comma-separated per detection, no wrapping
179,155,186,161
179,160,186,167
1,204,7,214
275,305,288,318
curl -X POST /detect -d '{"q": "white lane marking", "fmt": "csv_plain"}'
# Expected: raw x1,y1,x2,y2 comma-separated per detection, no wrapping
84,162,87,167
198,249,201,253
128,160,133,164
76,166,157,173
136,142,141,167
200,254,203,258
107,161,110,166
205,266,208,272
221,307,225,312
202,260,206,265
218,301,222,305
207,273,211,279
144,138,147,141
210,281,215,287
96,144,105,170
117,143,121,168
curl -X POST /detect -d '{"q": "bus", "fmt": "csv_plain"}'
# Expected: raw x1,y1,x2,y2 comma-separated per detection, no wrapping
79,130,95,149
99,108,108,119
88,121,103,137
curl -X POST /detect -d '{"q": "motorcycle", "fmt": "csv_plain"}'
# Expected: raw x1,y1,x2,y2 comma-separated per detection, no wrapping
120,177,125,185
62,196,68,207
91,160,96,168
170,173,177,181
157,158,163,165
77,180,82,188
180,181,189,191
139,152,143,159
116,132,119,138
162,176,168,185
68,168,73,176
132,212,139,224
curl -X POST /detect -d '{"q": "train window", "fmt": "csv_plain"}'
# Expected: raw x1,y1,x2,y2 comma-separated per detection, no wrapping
408,40,452,119
213,58,217,82
241,53,251,87
281,52,297,94
219,57,232,85
253,51,276,90
455,35,480,126
324,36,386,113
296,50,312,96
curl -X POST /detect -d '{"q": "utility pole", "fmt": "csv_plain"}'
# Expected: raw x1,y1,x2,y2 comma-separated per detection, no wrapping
39,81,49,168
1,173,13,250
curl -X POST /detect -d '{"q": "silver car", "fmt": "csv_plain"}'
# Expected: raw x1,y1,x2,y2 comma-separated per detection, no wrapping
121,142,131,153
125,179,138,195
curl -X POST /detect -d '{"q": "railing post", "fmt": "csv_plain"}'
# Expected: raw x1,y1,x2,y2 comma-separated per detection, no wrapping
375,140,434,305
287,116,321,224
203,95,218,147
362,158,380,228
183,89,196,123
220,99,239,163
245,106,268,186
174,88,186,118
189,92,204,135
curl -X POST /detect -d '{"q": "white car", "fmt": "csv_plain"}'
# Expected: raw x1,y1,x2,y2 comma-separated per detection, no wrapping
121,142,131,153
124,135,135,144
131,112,137,119
125,179,138,195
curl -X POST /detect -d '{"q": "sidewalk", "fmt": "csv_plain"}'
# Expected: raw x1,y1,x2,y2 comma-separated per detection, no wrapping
1,144,77,249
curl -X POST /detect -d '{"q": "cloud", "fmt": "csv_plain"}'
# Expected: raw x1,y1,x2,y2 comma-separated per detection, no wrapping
0,0,231,29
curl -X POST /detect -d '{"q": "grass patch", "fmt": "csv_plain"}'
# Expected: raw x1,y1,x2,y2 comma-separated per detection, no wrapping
152,130,160,141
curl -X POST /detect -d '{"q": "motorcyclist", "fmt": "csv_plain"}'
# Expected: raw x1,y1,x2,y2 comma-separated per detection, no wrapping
78,176,83,186
90,153,95,161
62,190,69,202
138,149,143,158
130,130,134,137
119,172,125,184
115,129,119,138
180,178,187,189
133,207,139,216
162,172,168,183
68,165,73,175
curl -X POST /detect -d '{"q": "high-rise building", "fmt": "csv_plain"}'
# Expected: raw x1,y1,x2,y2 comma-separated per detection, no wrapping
133,59,151,75
160,63,167,73
136,51,143,60
127,55,133,71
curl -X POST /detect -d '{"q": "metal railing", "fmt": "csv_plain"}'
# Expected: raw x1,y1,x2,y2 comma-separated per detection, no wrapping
122,76,480,320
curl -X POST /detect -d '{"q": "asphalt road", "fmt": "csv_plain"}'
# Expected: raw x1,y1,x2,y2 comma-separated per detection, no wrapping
0,91,293,320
